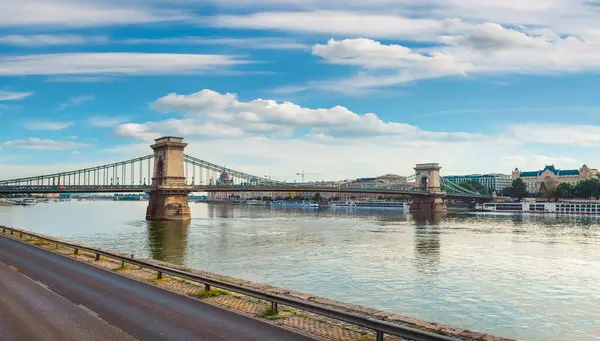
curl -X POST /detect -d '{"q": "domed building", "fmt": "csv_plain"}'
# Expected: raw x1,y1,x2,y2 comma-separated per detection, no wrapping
217,171,233,185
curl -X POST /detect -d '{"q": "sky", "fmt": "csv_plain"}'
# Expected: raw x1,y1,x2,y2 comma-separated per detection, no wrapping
1,0,600,182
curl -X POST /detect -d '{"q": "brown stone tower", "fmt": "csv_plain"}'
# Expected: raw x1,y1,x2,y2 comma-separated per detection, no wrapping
146,137,192,221
410,163,447,214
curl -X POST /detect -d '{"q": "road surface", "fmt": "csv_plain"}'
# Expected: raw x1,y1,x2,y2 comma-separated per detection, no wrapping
0,235,317,341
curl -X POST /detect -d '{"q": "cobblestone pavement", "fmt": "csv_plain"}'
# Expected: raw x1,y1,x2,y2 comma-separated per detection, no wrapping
6,230,512,341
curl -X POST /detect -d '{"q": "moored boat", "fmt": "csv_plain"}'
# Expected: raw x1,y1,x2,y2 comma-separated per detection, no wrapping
13,198,37,206
270,200,319,208
476,201,600,214
246,199,267,205
329,200,410,211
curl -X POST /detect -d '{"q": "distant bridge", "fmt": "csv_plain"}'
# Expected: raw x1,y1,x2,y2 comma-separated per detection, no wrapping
0,136,492,219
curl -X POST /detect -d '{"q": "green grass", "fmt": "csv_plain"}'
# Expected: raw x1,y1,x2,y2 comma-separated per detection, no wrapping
294,311,309,318
260,306,279,320
112,263,134,271
193,288,229,299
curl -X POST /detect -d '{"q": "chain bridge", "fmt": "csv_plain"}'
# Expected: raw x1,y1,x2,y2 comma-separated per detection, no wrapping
0,136,492,220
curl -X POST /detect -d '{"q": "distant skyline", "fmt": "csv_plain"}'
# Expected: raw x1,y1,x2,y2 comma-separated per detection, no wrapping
2,0,600,182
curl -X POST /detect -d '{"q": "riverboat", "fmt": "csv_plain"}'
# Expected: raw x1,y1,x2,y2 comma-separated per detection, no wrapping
476,201,600,214
0,199,13,206
269,200,319,208
13,198,37,206
329,201,410,211
246,199,267,205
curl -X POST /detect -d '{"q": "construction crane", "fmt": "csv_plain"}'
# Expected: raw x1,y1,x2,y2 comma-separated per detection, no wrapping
296,170,309,183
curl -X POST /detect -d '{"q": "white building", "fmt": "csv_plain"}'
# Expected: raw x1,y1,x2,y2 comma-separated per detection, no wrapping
443,173,512,193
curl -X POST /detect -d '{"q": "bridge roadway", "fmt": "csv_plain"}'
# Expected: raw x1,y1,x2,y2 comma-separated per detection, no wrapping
0,235,316,341
0,184,492,200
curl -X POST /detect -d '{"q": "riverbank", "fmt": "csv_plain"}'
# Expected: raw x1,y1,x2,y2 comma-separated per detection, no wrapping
1,225,513,341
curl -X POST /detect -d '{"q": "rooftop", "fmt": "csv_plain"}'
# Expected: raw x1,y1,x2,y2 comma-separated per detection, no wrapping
519,165,579,177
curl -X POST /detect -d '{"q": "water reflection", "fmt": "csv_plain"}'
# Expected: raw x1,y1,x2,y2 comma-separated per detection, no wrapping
147,220,190,264
412,211,445,225
413,226,441,271
208,204,235,219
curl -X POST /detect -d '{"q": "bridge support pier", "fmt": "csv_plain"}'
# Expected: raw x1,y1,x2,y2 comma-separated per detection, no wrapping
410,195,447,214
410,163,447,215
146,137,192,221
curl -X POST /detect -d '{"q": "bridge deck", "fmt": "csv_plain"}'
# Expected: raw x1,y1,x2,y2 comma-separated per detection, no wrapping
0,184,492,200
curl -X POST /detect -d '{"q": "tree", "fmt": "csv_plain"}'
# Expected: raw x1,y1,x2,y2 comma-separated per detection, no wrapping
503,178,528,200
540,182,558,200
312,193,322,202
556,183,573,198
458,180,489,195
573,179,600,199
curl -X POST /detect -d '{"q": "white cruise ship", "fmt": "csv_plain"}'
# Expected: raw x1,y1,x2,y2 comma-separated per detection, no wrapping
329,201,410,211
476,201,600,214
269,200,319,208
13,198,37,206
246,199,267,205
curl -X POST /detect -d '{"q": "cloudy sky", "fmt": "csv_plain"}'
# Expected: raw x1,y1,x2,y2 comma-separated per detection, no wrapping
1,0,599,181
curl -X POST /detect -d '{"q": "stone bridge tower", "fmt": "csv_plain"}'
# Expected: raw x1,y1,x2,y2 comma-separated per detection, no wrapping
410,163,447,214
146,137,193,221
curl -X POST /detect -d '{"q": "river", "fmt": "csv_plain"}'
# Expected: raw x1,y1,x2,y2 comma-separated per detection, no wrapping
1,201,598,341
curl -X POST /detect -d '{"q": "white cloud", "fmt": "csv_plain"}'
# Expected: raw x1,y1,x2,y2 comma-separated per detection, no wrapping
507,124,600,147
210,1,600,37
89,116,129,127
121,36,308,50
0,34,108,46
0,90,33,101
59,94,95,110
3,137,88,150
302,28,600,91
113,119,246,141
0,53,249,76
114,89,490,143
46,76,114,83
212,11,458,40
0,0,189,27
503,155,579,169
24,121,73,131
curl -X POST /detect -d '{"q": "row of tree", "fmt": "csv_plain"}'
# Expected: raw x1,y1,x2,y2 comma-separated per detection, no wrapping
502,178,600,200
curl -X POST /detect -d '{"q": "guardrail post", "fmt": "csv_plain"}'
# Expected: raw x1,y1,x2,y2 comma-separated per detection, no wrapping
2,228,5,233
271,302,278,315
10,230,13,235
95,253,100,261
74,248,78,255
157,271,163,280
19,232,22,238
376,331,384,341
204,284,211,292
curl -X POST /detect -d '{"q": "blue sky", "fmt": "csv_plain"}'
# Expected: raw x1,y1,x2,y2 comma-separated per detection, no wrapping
2,0,600,181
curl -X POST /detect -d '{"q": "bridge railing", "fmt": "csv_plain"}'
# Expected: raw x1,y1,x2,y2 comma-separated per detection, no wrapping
1,226,458,341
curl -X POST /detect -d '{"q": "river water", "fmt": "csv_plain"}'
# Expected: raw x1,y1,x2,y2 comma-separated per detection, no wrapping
1,201,599,341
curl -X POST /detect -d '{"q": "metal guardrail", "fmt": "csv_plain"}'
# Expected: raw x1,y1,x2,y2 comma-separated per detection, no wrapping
0,226,460,341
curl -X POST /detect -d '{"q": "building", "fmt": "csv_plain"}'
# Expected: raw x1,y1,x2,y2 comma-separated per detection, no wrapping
512,164,599,193
443,173,512,193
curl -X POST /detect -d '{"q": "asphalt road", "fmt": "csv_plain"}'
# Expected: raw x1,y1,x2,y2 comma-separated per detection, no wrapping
0,235,317,341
